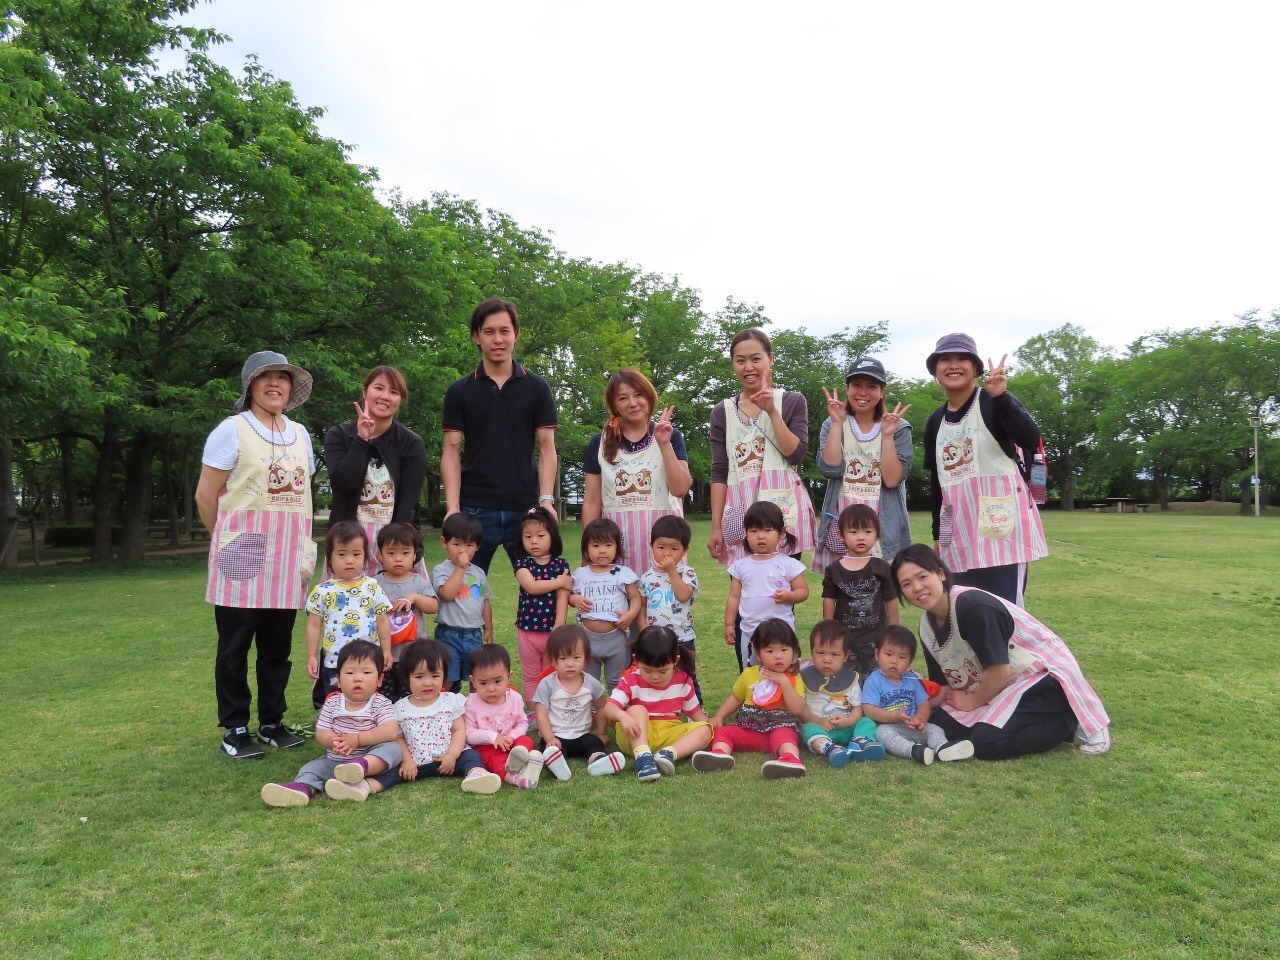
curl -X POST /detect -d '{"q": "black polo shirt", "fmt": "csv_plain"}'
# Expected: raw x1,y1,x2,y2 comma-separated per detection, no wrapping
442,362,558,509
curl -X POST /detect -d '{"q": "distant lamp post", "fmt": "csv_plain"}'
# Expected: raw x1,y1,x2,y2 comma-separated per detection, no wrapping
1249,414,1262,517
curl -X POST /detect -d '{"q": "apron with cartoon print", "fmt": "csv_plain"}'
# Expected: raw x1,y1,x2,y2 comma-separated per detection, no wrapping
811,420,885,572
351,459,395,576
935,399,1047,573
919,587,1109,735
720,392,816,565
206,415,315,609
598,432,683,575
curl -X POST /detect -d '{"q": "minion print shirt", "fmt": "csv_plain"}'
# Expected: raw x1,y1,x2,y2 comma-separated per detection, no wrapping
306,576,393,668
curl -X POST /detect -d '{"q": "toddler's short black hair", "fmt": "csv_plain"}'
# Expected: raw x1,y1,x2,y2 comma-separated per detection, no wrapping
377,522,424,563
442,512,484,545
876,625,917,659
546,624,590,661
649,514,691,549
397,639,449,682
469,643,511,674
336,639,383,673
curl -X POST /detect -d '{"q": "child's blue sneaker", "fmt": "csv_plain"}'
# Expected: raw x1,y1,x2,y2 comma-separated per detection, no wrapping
850,736,886,761
634,752,661,782
654,747,677,776
826,746,853,768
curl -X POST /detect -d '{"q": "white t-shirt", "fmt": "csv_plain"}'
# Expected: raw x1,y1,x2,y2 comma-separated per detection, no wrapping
395,692,467,765
201,411,317,480
570,564,639,626
532,673,606,739
728,553,807,644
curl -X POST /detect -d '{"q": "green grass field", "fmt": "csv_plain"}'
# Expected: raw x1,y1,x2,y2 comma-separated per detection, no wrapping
3,512,1278,959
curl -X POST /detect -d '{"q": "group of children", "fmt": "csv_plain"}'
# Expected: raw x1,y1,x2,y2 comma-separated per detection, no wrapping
262,502,973,806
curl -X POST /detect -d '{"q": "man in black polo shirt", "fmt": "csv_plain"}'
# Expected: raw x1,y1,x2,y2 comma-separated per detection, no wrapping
441,297,559,573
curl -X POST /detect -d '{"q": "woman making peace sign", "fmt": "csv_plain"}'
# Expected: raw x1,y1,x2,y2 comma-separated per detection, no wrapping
582,368,692,574
324,366,428,573
708,328,816,566
922,334,1047,606
812,356,914,570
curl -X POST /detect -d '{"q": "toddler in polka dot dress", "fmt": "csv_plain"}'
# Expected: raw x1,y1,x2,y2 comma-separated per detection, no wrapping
513,506,572,697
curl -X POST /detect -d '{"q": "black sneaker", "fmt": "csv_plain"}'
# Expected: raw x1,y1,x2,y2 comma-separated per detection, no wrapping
221,729,265,759
257,724,305,750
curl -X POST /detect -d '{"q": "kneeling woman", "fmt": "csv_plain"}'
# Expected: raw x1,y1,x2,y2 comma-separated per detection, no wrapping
890,545,1110,760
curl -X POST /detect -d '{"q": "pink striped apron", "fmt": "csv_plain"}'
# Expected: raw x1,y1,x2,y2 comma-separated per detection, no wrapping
598,429,683,575
719,394,816,566
811,420,885,572
936,400,1047,573
919,586,1109,736
206,415,315,609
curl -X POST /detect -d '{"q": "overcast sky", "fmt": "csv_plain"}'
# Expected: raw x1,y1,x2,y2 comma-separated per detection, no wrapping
182,1,1280,382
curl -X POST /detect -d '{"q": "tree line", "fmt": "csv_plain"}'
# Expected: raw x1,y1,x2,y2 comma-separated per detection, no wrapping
3,2,1276,566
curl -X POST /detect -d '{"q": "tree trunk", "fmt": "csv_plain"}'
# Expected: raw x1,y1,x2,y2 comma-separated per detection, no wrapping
60,436,79,523
0,436,18,568
163,443,181,546
91,422,118,562
182,453,195,540
1240,478,1251,514
1156,470,1171,510
120,431,155,561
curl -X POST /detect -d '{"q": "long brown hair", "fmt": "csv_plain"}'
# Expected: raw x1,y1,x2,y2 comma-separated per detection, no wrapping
601,368,659,464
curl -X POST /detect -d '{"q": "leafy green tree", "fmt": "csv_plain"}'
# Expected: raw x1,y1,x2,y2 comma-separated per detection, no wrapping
1012,324,1113,510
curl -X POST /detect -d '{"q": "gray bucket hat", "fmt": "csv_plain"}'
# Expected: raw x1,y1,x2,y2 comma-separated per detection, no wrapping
233,351,314,413
926,333,985,377
844,357,887,384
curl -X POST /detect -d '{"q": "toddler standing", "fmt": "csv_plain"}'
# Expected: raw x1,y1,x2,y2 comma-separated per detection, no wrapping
725,501,809,670
513,506,572,696
262,641,401,806
305,521,392,703
375,522,438,702
638,515,702,701
464,644,543,789
432,512,493,692
820,504,898,678
569,518,641,691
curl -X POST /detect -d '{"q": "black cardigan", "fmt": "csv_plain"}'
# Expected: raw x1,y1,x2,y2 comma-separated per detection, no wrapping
324,419,427,526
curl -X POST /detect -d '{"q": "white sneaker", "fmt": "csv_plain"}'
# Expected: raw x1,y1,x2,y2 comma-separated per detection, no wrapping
1077,725,1111,755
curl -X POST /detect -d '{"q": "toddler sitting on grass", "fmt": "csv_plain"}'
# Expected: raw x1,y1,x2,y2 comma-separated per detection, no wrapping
262,641,401,807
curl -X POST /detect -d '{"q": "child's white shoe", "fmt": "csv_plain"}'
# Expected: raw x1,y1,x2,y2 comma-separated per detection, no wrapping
586,751,626,776
324,778,370,802
543,745,572,780
505,745,530,774
461,770,502,795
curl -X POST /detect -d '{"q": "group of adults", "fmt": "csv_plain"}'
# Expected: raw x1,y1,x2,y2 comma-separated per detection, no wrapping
196,297,1108,764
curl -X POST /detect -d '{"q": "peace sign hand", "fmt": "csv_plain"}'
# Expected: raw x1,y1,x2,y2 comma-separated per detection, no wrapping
822,387,847,424
354,401,376,441
751,371,777,414
880,402,912,436
983,355,1009,398
654,406,676,446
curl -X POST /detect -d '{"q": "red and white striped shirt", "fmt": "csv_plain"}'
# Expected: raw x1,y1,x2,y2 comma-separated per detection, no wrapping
609,670,700,721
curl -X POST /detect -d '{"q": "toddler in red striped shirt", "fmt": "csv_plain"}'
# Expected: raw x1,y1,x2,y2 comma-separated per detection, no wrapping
602,626,714,782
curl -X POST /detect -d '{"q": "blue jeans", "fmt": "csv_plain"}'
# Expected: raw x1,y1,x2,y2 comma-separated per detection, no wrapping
462,505,526,574
436,623,483,683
